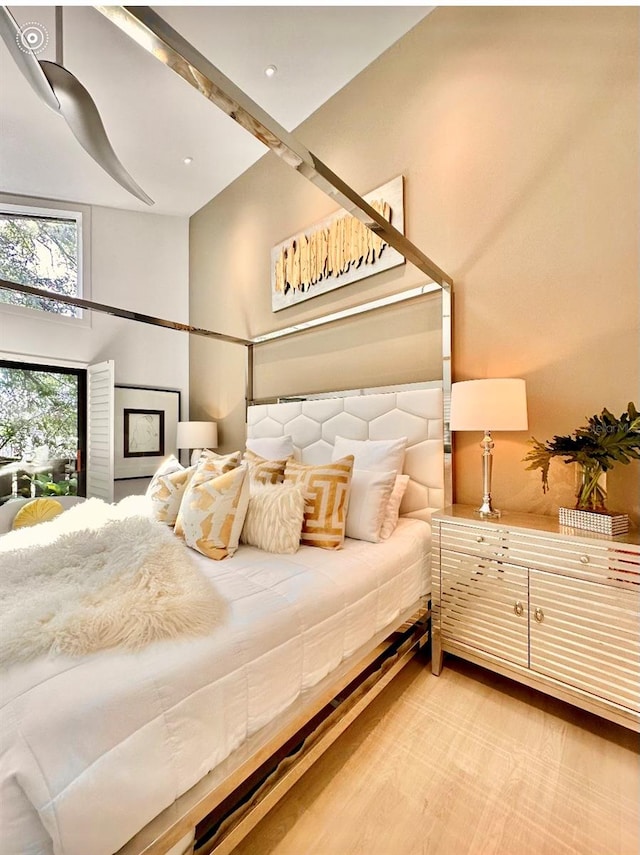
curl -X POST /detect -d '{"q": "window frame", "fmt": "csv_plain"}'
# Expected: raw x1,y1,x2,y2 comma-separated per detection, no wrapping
0,194,91,327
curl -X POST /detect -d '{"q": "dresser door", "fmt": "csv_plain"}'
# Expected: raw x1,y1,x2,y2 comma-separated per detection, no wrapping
529,569,640,713
440,554,529,666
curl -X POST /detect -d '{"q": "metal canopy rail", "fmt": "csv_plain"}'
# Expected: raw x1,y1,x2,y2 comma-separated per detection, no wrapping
94,5,453,292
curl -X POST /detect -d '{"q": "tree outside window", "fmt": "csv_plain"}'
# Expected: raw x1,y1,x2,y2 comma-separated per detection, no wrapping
0,210,80,317
0,363,85,504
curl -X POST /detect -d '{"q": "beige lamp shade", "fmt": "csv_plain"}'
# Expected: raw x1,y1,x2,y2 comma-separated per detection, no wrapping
450,379,528,432
176,421,218,450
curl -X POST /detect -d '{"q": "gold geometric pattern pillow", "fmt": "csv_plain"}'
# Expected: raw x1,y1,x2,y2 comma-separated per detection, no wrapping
177,465,250,560
284,455,354,550
243,448,289,486
148,465,196,526
175,450,242,537
11,497,64,530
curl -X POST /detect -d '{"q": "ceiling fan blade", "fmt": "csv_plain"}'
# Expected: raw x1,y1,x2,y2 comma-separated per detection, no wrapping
0,6,60,112
39,60,154,206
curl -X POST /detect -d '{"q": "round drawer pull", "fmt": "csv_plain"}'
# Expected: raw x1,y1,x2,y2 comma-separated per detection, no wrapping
514,601,524,616
534,607,545,623
579,555,590,565
476,535,485,543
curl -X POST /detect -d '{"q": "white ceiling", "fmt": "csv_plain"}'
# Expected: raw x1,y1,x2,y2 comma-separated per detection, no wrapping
0,5,431,217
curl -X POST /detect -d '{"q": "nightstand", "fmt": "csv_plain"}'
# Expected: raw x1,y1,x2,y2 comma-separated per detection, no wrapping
431,505,640,731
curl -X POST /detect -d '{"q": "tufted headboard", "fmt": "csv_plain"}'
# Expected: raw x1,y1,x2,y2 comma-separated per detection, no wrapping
247,386,444,523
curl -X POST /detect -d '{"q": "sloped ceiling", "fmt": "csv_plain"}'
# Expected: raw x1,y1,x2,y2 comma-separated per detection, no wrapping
0,5,431,216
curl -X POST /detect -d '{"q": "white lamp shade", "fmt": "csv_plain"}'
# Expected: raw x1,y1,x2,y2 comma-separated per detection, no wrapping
176,421,218,449
450,379,528,432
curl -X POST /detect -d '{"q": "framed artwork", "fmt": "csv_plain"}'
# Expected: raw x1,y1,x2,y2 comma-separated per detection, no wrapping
271,175,405,312
114,386,180,480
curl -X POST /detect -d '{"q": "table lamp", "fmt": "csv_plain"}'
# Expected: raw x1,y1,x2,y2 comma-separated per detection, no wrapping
176,421,218,466
450,378,528,517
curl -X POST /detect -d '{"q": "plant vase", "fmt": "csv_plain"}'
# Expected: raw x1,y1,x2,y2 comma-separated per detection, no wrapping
558,462,629,536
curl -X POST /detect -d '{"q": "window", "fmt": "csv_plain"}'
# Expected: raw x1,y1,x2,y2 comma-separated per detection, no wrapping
0,360,86,505
0,200,89,319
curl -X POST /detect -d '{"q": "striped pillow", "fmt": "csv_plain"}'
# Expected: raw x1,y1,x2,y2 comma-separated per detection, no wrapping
243,448,289,486
284,455,354,550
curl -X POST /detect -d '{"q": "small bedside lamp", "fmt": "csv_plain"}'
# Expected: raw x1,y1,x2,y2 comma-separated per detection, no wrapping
450,378,528,517
176,421,218,466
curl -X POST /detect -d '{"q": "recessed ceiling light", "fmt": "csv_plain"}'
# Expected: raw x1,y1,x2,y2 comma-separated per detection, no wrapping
264,65,277,78
183,156,193,165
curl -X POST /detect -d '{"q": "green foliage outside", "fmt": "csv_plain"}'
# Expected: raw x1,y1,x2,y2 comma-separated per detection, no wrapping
0,367,78,461
0,214,78,315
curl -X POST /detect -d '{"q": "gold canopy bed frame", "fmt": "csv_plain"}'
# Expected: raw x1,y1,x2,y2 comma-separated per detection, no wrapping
0,8,454,854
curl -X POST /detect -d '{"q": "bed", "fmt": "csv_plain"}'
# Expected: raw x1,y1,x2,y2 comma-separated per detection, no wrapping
0,386,444,855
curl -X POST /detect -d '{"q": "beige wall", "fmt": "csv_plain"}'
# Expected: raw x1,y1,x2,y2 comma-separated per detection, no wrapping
189,6,639,525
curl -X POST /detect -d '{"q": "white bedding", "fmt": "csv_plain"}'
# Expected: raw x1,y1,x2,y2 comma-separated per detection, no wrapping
0,516,430,855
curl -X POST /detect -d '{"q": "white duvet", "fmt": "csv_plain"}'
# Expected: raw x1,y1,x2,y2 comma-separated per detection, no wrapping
0,516,430,855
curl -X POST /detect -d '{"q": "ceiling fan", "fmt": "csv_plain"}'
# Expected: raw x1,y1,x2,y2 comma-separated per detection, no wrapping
0,5,153,205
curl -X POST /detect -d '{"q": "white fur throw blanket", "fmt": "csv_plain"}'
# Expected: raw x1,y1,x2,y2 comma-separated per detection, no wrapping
0,498,225,666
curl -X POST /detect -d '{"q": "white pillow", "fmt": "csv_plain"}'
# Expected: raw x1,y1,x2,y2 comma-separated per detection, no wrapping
346,469,396,543
240,483,305,554
379,474,411,539
246,435,294,460
332,436,407,474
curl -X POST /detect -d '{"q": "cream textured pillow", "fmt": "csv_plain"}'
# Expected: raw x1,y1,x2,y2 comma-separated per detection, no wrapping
145,455,183,498
284,455,354,550
346,469,396,543
240,483,305,554
246,435,294,460
243,448,289,486
380,474,411,539
175,450,242,537
332,436,407,474
148,465,196,526
178,465,250,560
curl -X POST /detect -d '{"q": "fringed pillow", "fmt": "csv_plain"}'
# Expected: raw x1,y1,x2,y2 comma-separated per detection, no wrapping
284,455,354,550
241,483,305,554
379,474,411,539
177,465,250,560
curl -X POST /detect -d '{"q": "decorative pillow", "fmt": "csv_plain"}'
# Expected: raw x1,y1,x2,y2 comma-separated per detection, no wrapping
240,483,305,554
380,474,411,540
174,450,242,537
346,469,396,543
11,497,64,530
145,455,183,498
246,435,294,460
147,465,196,526
332,436,407,474
243,448,289,486
177,465,250,560
284,455,354,550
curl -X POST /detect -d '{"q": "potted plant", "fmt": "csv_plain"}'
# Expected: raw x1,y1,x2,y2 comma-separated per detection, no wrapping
524,403,640,532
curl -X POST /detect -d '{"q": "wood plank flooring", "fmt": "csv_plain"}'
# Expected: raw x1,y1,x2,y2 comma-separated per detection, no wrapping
231,655,639,855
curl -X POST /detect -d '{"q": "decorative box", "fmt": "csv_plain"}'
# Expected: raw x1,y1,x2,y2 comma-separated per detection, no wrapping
559,507,630,536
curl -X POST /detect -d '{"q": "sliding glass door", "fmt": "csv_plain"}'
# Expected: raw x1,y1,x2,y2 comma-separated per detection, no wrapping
0,360,86,505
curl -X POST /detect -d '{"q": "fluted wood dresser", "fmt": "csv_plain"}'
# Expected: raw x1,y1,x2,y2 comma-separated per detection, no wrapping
431,505,640,731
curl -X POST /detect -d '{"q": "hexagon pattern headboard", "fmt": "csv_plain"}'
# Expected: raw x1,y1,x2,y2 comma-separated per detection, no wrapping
247,387,444,523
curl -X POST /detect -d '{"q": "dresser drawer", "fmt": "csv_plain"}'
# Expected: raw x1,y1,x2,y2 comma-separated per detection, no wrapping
507,531,640,591
439,521,510,562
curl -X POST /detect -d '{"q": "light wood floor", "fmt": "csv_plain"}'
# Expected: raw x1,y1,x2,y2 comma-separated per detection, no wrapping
231,655,639,855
